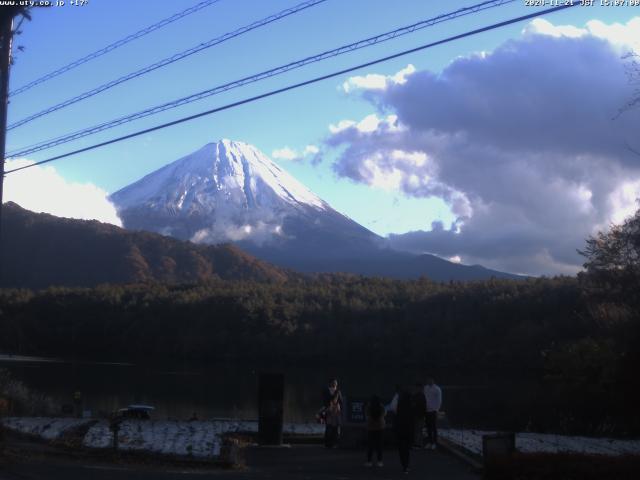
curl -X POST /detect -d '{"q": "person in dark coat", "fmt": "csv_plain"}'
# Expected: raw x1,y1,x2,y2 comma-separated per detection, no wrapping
412,382,427,448
364,395,386,467
395,389,414,474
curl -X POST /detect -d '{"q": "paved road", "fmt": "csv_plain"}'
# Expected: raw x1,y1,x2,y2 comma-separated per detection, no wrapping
0,445,479,480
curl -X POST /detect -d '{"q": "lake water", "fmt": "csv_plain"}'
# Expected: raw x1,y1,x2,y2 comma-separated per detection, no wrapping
0,354,535,429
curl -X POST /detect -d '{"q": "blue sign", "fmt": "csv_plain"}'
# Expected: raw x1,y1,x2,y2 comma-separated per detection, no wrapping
347,398,367,423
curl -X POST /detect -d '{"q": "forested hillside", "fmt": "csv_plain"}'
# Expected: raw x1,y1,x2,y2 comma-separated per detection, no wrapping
0,202,291,288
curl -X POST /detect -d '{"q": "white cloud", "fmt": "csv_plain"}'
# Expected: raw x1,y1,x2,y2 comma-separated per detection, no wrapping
4,159,122,226
608,179,640,225
272,144,321,162
193,221,283,243
586,17,640,51
190,207,287,246
303,144,320,155
329,119,357,134
272,147,299,161
357,114,382,133
324,17,640,276
525,17,640,51
524,18,586,39
361,153,404,191
328,114,402,136
342,64,416,93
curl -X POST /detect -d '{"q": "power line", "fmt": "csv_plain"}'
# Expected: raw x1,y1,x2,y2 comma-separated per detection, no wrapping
7,0,328,131
9,0,224,97
7,0,516,158
4,2,579,176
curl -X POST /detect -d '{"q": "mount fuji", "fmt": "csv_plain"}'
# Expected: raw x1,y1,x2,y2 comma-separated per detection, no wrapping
111,139,520,280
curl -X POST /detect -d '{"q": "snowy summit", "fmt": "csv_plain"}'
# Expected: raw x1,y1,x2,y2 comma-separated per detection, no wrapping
111,139,366,247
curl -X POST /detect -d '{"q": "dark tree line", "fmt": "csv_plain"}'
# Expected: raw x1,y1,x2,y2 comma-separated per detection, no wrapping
0,276,582,365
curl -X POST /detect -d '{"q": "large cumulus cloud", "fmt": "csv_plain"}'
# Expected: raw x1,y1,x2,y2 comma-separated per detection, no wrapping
326,17,640,275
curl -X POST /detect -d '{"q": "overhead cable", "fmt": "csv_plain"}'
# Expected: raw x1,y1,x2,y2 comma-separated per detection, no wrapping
4,2,579,175
7,0,515,158
7,0,328,130
9,0,224,97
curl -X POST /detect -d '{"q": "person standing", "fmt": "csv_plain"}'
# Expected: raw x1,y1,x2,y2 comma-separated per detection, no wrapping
364,395,385,467
323,379,343,410
386,384,401,414
411,383,427,448
324,395,342,448
423,377,442,450
323,379,343,448
395,389,414,474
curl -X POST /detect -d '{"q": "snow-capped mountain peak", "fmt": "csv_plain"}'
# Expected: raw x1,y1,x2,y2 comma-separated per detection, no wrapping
112,139,327,214
110,139,373,246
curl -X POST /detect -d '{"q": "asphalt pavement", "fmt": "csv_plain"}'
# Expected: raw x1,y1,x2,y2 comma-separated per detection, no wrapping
1,444,480,479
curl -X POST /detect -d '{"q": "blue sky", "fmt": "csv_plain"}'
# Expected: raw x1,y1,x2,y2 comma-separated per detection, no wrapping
4,0,640,274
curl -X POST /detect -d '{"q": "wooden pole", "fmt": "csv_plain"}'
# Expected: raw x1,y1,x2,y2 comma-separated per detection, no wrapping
0,14,13,275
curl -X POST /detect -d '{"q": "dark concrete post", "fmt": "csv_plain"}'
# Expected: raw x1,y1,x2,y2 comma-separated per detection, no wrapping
109,416,122,451
258,372,284,445
482,432,515,477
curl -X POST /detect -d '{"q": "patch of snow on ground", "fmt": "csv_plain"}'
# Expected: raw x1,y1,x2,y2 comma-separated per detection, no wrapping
284,422,325,435
82,420,113,449
116,420,220,458
108,419,324,458
440,429,640,457
1,417,92,440
4,416,327,459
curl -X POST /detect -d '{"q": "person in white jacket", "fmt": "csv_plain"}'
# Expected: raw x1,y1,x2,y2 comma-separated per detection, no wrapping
423,378,442,449
385,384,401,413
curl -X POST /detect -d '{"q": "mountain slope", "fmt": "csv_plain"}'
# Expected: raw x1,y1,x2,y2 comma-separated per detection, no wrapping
0,202,290,289
251,244,520,281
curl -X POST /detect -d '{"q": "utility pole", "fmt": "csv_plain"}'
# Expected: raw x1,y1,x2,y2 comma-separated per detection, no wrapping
0,12,13,284
0,13,13,258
